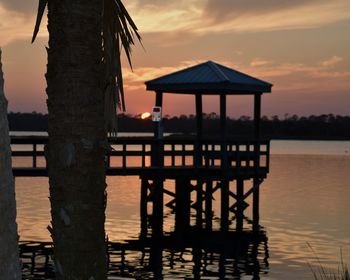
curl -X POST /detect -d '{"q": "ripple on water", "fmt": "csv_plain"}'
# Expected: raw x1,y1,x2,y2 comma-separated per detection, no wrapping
14,153,350,279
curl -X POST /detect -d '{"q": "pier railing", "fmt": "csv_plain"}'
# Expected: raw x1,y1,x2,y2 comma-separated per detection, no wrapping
10,136,269,177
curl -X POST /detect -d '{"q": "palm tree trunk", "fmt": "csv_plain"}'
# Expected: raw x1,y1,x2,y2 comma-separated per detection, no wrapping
0,49,21,280
46,1,107,279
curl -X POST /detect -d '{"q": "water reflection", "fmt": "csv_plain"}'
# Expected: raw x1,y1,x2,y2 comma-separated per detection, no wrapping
20,229,269,279
16,153,350,278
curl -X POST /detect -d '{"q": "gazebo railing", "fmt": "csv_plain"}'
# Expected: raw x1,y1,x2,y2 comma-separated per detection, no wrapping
10,136,269,175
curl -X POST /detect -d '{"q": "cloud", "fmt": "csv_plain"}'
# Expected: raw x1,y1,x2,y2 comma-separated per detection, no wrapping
0,5,39,45
0,0,37,14
130,0,174,8
250,60,350,79
125,0,202,33
123,58,350,98
198,0,350,33
126,0,350,35
203,0,313,22
120,58,350,116
2,0,350,46
250,58,271,67
320,56,343,67
123,60,201,89
241,59,350,94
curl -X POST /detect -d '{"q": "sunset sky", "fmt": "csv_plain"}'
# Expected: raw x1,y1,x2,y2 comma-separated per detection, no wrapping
1,0,349,117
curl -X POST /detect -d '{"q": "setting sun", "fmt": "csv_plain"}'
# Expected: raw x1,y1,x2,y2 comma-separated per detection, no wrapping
141,112,151,120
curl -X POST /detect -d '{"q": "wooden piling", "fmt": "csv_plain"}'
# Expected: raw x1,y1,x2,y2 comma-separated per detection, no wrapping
220,180,229,231
236,179,244,232
196,180,203,229
253,178,260,231
140,178,148,238
175,178,191,235
205,181,213,230
152,179,164,238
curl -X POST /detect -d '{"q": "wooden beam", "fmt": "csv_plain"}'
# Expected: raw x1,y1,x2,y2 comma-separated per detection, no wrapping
205,181,213,230
152,179,164,238
220,94,228,169
254,93,262,139
195,94,203,139
220,94,227,139
253,93,262,176
155,91,163,107
236,179,244,232
175,178,191,235
253,177,260,231
220,180,229,231
195,94,203,167
140,178,149,238
163,188,176,197
152,91,163,166
196,179,203,229
154,91,163,140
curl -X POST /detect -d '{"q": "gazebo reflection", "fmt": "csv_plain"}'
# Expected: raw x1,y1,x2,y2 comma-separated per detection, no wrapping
20,229,269,279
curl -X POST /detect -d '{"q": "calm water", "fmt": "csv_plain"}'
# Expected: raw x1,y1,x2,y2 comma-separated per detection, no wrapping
12,135,350,279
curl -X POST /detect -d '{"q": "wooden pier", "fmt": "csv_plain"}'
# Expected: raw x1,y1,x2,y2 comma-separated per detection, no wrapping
11,136,269,178
11,135,269,231
11,61,273,235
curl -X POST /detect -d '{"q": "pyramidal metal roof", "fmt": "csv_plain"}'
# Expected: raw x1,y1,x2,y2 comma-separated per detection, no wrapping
145,61,273,94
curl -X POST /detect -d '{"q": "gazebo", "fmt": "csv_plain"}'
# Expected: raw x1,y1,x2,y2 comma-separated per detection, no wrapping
145,60,272,140
144,60,273,233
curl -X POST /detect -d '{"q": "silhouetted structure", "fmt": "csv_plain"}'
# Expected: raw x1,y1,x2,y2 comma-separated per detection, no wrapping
20,230,269,279
11,61,272,237
143,61,272,234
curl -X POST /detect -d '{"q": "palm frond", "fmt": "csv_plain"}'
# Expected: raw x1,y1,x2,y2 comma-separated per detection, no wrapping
31,0,48,43
103,0,141,133
31,0,140,133
0,48,4,94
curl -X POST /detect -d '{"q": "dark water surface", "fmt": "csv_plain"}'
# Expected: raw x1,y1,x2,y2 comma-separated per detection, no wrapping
15,140,350,279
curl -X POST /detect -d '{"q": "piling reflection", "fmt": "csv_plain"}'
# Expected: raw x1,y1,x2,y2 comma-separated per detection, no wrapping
20,229,269,279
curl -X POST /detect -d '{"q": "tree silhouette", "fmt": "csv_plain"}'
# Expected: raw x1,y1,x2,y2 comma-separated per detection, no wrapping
31,0,140,278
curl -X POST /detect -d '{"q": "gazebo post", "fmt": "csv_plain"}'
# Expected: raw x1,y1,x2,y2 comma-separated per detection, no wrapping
220,94,227,141
155,91,163,107
151,91,164,238
253,93,262,230
152,91,164,166
175,177,191,236
254,93,261,139
195,94,203,139
140,178,149,238
154,91,163,140
195,94,203,168
220,94,229,231
195,94,204,228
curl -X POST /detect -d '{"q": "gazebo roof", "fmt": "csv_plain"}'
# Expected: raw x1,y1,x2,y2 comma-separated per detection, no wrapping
145,61,272,94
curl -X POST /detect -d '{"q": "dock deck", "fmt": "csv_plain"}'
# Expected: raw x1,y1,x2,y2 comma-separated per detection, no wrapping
11,136,269,179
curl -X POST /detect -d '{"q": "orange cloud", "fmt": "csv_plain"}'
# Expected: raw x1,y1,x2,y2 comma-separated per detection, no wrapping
121,59,350,112
320,56,343,67
2,0,350,46
0,6,37,45
250,58,271,67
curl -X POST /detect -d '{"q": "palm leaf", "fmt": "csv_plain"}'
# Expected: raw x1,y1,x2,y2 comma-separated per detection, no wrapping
31,0,140,133
103,0,141,133
31,0,48,43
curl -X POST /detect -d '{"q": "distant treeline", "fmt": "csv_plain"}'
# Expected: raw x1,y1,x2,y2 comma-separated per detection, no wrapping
7,112,350,140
